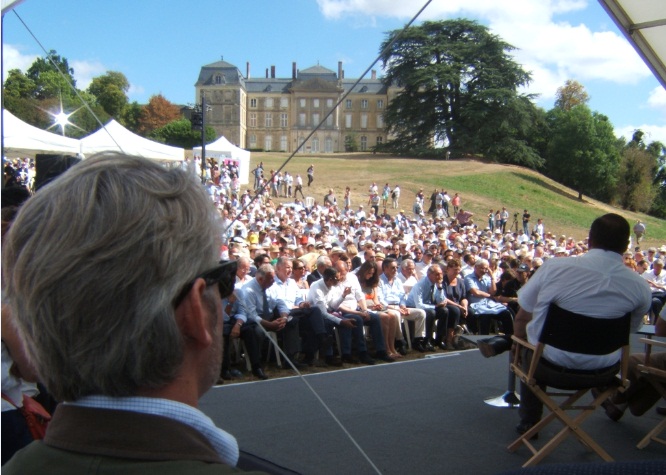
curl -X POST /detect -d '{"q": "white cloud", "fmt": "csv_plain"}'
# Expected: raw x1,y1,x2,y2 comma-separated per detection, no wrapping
316,0,652,102
127,83,145,100
615,124,666,146
647,86,666,110
1,45,108,92
70,60,106,90
2,44,38,72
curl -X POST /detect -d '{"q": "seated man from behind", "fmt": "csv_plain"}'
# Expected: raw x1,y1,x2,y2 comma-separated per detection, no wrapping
512,213,651,435
3,154,260,473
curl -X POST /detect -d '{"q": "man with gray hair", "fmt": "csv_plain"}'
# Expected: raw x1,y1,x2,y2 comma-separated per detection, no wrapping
2,154,262,473
307,255,332,286
465,258,515,357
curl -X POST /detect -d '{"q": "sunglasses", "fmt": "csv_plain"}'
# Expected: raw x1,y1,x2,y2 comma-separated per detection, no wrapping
173,260,238,308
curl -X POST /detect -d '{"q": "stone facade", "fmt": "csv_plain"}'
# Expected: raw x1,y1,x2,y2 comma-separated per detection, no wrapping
195,60,394,153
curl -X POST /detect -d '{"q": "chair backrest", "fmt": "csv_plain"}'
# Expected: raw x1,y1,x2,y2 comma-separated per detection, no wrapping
305,197,315,208
539,303,631,355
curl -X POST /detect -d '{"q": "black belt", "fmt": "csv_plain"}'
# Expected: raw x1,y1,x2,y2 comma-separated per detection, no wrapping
538,357,618,376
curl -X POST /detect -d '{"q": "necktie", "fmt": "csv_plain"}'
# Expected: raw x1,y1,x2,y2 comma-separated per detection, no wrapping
262,291,271,319
430,284,436,304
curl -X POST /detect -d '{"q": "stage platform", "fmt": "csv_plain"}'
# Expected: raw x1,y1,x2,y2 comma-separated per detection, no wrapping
200,333,665,475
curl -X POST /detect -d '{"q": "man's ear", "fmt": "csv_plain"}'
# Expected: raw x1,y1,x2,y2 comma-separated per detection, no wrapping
176,278,214,349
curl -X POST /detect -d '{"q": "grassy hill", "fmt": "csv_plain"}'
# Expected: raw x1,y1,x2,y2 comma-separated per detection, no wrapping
246,152,666,248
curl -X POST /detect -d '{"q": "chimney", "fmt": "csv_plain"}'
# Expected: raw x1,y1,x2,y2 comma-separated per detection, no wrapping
338,61,342,80
265,68,269,78
292,62,297,80
246,61,250,79
371,70,376,80
271,65,275,78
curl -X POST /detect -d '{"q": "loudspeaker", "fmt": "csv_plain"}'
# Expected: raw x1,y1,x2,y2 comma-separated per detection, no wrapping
34,154,81,191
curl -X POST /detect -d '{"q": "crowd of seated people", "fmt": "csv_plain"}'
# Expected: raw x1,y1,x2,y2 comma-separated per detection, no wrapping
214,177,666,375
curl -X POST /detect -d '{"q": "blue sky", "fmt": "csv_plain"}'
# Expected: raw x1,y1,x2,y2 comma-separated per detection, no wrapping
3,0,665,145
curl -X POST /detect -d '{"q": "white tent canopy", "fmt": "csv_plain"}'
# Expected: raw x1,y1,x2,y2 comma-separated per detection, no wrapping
2,109,81,157
193,136,251,185
79,120,184,162
599,0,666,90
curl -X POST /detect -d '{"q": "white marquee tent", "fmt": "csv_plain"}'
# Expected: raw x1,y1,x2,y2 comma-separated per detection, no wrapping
2,109,81,157
79,120,184,162
193,136,251,185
599,0,666,90
2,111,185,162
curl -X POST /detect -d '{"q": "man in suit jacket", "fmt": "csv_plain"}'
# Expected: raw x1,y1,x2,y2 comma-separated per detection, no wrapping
307,255,332,286
2,154,265,474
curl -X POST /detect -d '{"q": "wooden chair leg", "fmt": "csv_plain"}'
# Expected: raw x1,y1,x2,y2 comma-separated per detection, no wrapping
509,385,616,467
637,417,666,449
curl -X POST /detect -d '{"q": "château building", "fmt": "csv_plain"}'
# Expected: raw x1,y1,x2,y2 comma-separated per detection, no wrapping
194,59,398,153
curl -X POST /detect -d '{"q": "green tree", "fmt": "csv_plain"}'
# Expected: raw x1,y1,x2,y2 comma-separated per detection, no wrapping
120,101,144,133
344,133,358,152
546,105,621,201
647,139,666,218
88,71,129,118
554,80,589,111
3,69,36,99
149,118,215,148
379,19,536,165
26,50,77,100
616,146,657,212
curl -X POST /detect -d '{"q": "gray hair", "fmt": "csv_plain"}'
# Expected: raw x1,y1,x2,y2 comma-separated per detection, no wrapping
475,258,490,268
400,258,415,270
316,255,332,269
3,153,222,401
255,263,276,278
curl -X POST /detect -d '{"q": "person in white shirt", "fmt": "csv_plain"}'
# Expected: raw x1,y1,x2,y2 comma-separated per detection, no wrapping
512,213,651,436
642,258,666,321
397,258,419,294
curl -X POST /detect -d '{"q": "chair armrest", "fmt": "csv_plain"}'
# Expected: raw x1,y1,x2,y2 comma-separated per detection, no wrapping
637,363,666,380
640,338,666,366
511,335,535,351
640,338,666,349
510,335,542,385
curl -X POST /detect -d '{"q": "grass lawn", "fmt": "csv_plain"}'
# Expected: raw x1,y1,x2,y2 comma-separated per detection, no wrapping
245,152,665,247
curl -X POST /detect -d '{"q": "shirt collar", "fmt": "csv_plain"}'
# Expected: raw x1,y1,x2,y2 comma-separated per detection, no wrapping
67,395,239,466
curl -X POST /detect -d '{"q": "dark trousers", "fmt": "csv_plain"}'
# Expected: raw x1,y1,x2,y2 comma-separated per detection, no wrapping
425,307,450,343
291,306,326,360
223,319,262,371
518,348,620,425
307,174,313,186
469,308,514,336
339,312,386,355
257,312,301,357
651,292,666,321
339,313,367,355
